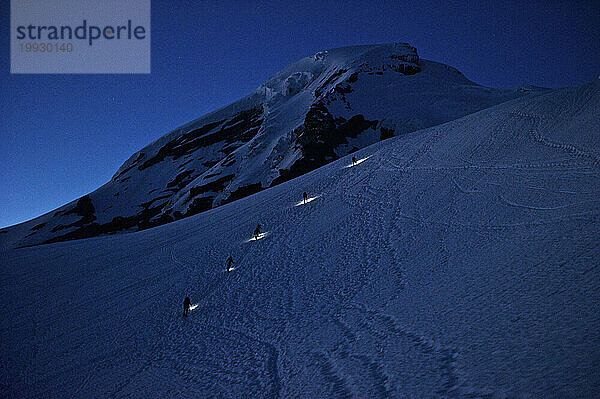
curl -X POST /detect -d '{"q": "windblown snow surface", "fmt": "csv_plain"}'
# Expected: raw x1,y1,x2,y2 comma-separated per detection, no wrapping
1,80,599,398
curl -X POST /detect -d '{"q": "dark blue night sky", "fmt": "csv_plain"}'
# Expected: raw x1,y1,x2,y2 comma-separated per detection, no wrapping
1,0,599,228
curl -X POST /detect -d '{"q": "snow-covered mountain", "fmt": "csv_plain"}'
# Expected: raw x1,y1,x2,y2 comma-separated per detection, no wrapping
1,43,544,249
2,76,599,397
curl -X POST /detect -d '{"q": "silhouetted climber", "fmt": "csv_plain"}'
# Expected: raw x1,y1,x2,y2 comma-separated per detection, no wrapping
183,296,191,317
226,255,234,272
303,192,308,204
352,156,357,166
254,224,262,240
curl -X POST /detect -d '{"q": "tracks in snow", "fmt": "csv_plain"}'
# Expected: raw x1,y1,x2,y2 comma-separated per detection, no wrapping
163,244,282,397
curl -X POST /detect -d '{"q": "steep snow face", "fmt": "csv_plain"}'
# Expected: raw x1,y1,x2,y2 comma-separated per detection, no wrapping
1,43,544,248
1,80,598,397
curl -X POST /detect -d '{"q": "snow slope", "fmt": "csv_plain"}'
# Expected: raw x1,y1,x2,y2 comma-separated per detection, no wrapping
0,43,542,249
1,79,599,398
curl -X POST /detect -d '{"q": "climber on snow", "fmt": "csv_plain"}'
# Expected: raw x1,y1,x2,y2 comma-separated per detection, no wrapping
254,224,262,240
183,296,191,317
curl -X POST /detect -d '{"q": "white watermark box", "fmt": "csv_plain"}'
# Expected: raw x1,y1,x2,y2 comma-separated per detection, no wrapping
10,0,151,74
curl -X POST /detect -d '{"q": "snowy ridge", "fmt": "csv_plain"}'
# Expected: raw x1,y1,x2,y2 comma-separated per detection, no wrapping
1,79,598,397
0,43,543,249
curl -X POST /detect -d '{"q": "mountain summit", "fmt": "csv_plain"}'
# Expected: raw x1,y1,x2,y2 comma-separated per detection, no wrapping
2,43,541,248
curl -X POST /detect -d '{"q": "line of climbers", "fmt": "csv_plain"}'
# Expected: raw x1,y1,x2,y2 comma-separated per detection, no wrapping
183,187,320,317
182,153,366,316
